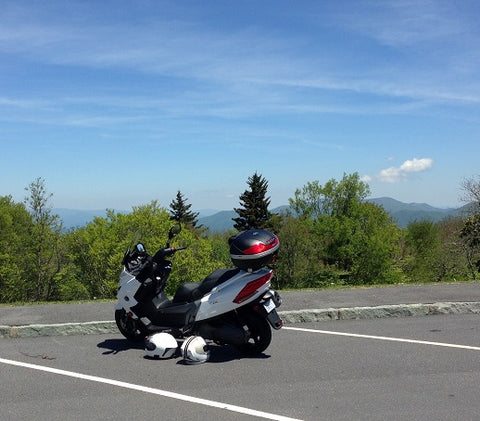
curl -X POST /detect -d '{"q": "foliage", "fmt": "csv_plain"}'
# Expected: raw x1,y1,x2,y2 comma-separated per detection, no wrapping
1,174,479,303
437,217,472,282
460,175,480,279
403,221,442,283
345,202,402,285
233,172,273,231
207,231,234,269
169,190,200,229
0,196,34,302
289,180,325,220
460,213,480,278
64,201,225,299
274,216,321,289
289,173,370,219
278,173,400,287
23,178,64,301
461,175,480,207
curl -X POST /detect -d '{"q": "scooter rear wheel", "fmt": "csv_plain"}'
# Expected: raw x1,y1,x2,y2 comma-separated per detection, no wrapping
237,310,272,355
115,309,147,342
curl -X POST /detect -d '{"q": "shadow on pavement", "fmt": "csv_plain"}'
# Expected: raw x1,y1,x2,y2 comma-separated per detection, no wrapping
97,337,271,363
97,338,144,355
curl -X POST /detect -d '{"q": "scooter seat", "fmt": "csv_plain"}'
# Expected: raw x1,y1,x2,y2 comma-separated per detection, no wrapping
172,268,240,303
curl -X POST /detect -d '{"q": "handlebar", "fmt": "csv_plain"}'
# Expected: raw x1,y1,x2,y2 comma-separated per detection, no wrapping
153,245,187,261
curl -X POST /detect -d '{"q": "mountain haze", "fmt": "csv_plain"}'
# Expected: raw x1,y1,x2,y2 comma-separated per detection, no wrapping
197,199,468,232
368,197,468,228
54,198,469,232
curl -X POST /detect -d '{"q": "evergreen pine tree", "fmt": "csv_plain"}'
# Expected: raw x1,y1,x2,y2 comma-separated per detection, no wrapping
233,172,272,231
169,190,200,229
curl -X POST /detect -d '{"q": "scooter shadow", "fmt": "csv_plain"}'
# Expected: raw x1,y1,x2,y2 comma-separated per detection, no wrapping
97,339,270,363
97,338,144,355
180,344,271,364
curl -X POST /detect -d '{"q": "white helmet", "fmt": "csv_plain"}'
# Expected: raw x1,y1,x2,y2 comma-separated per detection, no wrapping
145,332,178,359
180,336,210,364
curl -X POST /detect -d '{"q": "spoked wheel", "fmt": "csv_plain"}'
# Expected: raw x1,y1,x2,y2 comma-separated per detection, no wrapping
237,310,272,355
115,309,147,342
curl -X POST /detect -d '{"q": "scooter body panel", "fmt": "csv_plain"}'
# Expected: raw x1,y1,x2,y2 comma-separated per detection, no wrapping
116,266,273,325
195,268,272,321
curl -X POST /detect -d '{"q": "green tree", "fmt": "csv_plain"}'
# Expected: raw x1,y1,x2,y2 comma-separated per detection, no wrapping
0,196,34,302
461,175,480,207
275,216,321,289
460,213,480,279
208,231,234,269
24,177,63,301
289,180,324,220
233,172,272,231
65,201,225,299
67,202,171,299
288,173,400,285
289,172,370,219
169,190,200,229
347,202,402,284
437,217,471,282
403,220,444,283
460,175,480,279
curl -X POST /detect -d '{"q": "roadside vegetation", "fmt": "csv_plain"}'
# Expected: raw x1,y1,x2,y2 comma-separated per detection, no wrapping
1,174,479,303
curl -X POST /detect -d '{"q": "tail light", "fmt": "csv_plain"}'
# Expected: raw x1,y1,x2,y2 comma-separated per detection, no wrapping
233,270,274,304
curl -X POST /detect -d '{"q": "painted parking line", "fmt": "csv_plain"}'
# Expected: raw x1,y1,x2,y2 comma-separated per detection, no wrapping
0,357,303,421
283,326,480,351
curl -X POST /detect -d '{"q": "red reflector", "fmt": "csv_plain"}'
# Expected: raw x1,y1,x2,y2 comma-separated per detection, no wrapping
233,271,273,304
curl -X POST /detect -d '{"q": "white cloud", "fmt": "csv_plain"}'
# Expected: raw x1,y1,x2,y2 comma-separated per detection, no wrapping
399,157,434,173
369,158,434,184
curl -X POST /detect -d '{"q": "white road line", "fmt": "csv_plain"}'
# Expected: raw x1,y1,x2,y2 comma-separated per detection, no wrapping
0,357,303,421
283,326,480,351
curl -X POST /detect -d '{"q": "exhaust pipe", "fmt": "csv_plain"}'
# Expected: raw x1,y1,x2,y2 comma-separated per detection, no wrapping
198,323,248,345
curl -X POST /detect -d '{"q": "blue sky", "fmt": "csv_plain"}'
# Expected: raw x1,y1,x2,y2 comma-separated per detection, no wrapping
1,0,479,211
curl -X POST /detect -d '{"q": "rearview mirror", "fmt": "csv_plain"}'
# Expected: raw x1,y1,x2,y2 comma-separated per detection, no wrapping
169,224,181,240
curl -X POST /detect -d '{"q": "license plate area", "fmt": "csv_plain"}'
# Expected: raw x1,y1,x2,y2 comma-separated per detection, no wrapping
263,298,276,313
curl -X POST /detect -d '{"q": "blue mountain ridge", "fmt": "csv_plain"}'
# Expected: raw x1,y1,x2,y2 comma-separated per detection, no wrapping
54,197,470,232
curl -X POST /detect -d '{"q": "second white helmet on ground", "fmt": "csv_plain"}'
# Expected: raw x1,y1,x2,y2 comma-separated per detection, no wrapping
180,336,210,364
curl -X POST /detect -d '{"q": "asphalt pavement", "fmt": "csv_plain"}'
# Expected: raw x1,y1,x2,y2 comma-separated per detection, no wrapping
1,282,480,338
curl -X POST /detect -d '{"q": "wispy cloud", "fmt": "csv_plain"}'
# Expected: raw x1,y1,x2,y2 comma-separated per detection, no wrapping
364,158,434,184
0,96,53,109
336,0,466,47
1,1,479,126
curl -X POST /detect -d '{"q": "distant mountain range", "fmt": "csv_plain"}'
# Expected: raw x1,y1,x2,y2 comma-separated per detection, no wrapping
54,197,472,232
367,197,470,228
198,198,470,232
54,208,112,229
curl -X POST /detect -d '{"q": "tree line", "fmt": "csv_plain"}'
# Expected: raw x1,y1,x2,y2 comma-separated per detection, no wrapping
1,173,479,303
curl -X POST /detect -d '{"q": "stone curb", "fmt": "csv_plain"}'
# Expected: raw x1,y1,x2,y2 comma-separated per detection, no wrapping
279,301,480,324
0,321,117,339
1,301,480,339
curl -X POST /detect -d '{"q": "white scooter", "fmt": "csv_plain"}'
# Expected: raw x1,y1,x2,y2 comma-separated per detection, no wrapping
115,225,282,355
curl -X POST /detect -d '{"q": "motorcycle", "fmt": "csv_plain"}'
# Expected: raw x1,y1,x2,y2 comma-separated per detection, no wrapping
115,225,282,355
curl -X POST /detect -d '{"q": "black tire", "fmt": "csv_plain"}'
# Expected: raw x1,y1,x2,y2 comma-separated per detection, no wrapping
115,309,147,342
237,310,272,355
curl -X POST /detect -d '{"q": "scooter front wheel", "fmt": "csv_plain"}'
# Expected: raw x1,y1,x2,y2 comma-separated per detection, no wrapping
237,310,272,355
115,309,147,342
